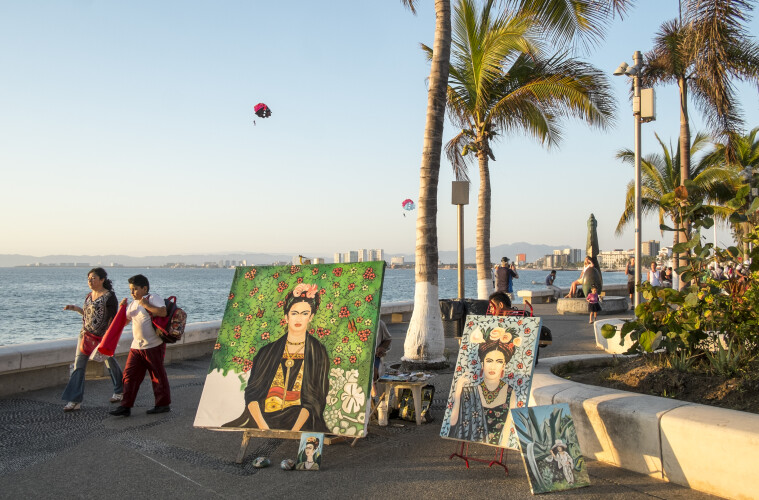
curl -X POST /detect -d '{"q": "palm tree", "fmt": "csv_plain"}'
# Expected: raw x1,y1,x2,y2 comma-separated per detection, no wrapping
430,0,615,299
640,0,759,272
400,0,632,366
707,127,759,255
615,132,739,250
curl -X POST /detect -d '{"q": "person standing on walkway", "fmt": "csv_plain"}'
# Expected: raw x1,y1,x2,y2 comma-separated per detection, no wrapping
625,257,635,304
110,274,171,417
647,262,661,286
586,286,601,324
494,257,518,299
61,267,124,412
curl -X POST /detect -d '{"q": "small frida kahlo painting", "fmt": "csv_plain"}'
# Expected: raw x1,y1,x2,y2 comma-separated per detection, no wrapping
296,432,324,471
511,404,590,494
440,315,541,450
194,263,385,438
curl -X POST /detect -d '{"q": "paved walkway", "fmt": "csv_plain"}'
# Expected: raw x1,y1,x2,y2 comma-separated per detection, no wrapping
0,304,717,499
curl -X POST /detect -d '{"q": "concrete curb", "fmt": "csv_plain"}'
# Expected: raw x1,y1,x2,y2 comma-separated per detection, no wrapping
531,354,759,500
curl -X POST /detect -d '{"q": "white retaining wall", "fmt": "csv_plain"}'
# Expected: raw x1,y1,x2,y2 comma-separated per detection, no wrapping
531,355,759,500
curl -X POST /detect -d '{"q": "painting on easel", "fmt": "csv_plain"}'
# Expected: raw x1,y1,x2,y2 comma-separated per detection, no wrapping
511,404,590,494
439,315,541,449
194,263,385,438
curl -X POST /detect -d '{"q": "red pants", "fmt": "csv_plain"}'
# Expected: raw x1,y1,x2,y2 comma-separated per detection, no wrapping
121,343,171,408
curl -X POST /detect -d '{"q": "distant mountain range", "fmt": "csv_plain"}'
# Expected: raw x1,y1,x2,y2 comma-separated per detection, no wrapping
0,242,572,268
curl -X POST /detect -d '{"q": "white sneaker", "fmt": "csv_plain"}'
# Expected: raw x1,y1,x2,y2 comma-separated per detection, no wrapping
109,393,124,403
63,401,81,412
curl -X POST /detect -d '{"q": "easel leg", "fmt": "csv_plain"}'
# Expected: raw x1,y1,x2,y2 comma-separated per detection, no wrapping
449,441,471,468
411,385,423,425
236,431,252,464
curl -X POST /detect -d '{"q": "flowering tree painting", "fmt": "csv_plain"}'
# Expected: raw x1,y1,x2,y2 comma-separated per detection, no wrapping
194,263,385,438
440,315,540,449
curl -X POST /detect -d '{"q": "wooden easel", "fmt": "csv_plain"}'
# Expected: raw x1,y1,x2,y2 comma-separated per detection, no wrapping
449,441,509,475
235,429,358,463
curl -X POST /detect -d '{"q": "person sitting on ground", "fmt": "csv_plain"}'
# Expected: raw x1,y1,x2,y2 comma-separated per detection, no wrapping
545,270,560,300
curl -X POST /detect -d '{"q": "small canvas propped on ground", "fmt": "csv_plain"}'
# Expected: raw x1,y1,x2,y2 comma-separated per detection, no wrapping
296,433,324,471
511,404,590,494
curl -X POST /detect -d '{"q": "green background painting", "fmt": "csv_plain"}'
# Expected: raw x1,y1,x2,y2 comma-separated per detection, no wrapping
203,262,385,437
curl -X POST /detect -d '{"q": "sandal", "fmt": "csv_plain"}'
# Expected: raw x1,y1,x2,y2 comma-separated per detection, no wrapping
63,401,81,412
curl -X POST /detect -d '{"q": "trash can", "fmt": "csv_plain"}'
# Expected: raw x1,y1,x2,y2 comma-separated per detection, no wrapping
461,298,490,317
439,299,465,337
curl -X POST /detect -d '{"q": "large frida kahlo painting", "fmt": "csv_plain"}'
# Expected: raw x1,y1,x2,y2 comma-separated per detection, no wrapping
440,315,541,450
194,262,385,438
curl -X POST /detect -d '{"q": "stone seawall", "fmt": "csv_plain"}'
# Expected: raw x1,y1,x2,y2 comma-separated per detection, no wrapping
0,301,415,397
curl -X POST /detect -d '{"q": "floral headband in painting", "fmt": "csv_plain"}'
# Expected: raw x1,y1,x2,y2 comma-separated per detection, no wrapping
292,283,318,298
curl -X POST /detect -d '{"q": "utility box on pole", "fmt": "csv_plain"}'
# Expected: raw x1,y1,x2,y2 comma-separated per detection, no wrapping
641,88,656,122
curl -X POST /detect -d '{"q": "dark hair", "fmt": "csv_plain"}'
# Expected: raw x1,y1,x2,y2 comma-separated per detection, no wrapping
88,267,113,291
550,270,556,274
488,291,511,309
128,274,150,291
283,284,320,315
478,338,516,365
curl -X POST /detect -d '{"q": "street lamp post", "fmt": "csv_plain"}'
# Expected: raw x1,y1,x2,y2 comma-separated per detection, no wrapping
614,51,647,311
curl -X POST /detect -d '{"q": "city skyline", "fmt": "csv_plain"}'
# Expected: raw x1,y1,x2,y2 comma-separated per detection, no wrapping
1,2,754,257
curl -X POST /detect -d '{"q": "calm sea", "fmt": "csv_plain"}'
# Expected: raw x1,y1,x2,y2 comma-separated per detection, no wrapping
0,267,625,346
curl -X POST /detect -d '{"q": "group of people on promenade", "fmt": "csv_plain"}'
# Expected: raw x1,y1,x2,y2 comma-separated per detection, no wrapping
62,268,171,417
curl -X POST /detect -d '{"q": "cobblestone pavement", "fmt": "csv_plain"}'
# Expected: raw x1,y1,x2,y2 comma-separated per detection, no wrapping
0,314,719,500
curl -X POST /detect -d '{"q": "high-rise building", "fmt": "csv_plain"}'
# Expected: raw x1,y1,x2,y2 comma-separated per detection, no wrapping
334,253,342,264
642,240,660,257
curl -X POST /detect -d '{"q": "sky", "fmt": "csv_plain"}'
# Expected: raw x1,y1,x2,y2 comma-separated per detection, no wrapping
1,0,758,259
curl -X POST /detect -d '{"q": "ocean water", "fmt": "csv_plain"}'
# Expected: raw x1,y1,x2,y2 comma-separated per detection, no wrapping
0,267,624,346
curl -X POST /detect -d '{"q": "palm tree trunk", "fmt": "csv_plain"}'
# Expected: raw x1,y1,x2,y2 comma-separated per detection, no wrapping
403,0,450,366
677,75,691,287
476,148,493,299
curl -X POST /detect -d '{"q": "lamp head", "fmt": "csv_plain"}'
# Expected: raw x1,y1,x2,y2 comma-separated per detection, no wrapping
613,62,629,76
625,65,639,76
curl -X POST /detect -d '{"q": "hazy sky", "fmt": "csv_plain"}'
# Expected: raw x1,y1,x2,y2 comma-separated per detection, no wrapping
2,1,757,258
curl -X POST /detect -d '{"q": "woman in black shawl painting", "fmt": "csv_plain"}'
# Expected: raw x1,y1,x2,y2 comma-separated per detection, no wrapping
224,283,329,432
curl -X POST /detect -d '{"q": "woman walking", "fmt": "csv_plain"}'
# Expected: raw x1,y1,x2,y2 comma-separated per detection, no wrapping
61,268,123,411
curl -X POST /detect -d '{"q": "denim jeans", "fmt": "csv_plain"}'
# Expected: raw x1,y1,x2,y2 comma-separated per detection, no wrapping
61,352,124,403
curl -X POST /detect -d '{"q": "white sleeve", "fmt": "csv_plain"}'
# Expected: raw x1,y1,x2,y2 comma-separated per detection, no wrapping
149,293,164,307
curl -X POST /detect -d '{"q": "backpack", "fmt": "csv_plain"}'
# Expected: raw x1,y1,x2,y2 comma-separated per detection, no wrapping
151,296,187,344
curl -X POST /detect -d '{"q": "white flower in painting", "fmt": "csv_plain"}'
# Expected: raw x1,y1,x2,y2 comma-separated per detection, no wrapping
345,369,359,383
326,395,338,406
331,367,345,380
358,412,366,424
470,327,485,344
340,383,365,413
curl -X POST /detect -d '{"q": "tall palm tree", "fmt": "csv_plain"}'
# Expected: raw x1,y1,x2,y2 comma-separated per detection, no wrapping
615,132,739,250
641,0,759,273
400,0,632,366
430,0,615,299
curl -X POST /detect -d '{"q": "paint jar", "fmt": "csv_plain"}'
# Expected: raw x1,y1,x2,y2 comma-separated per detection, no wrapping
377,399,388,426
